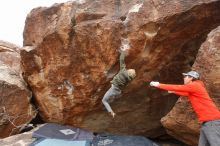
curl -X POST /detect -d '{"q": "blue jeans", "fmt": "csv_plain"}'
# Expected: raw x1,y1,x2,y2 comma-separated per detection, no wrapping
102,84,121,113
199,120,220,146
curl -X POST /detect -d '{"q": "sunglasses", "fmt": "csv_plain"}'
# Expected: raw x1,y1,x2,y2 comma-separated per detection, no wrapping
184,75,192,78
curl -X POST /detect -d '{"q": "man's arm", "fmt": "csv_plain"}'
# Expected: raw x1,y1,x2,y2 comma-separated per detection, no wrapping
119,51,126,70
150,81,192,92
159,83,192,92
171,91,189,96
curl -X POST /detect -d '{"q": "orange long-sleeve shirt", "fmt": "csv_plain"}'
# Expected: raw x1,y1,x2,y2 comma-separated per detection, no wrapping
158,80,220,123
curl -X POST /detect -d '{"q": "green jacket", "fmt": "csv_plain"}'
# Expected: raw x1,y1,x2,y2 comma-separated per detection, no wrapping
110,52,132,89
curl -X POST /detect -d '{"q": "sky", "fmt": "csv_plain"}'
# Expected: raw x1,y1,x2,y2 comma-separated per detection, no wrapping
0,0,70,47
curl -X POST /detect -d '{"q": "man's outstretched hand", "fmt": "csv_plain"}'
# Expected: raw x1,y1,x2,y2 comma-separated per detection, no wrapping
150,81,160,87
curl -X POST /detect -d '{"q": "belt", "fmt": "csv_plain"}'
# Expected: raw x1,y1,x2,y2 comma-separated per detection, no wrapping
202,120,220,125
202,121,207,125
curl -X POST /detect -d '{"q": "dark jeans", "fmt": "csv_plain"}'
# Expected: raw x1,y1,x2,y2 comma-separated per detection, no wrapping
199,120,220,146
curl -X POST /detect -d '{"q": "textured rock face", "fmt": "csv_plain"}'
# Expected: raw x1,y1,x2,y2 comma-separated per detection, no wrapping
0,131,34,146
0,41,21,73
161,98,200,145
194,26,220,101
21,0,220,141
161,26,220,145
0,41,36,138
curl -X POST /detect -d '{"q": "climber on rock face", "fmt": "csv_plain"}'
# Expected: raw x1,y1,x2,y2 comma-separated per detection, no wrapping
102,46,136,118
149,71,220,145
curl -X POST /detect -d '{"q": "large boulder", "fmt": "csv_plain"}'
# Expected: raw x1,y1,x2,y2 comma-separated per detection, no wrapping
0,41,36,138
161,98,200,145
0,41,21,73
21,0,220,141
161,26,220,145
0,131,34,146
